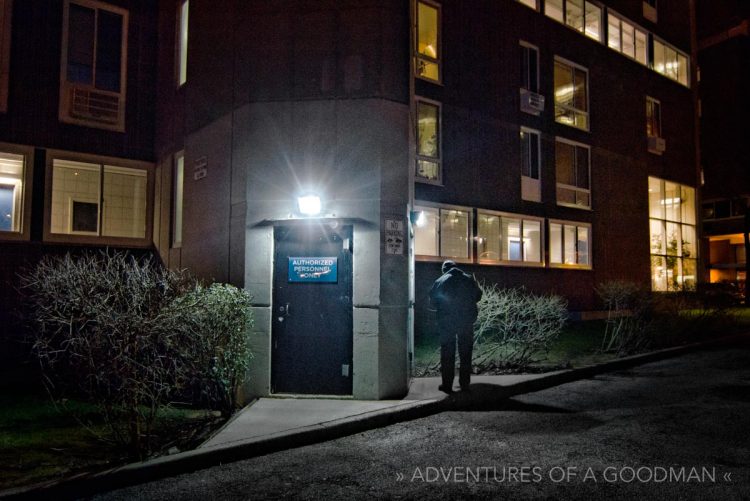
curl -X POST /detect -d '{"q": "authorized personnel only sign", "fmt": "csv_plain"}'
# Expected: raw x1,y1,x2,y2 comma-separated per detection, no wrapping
288,257,338,283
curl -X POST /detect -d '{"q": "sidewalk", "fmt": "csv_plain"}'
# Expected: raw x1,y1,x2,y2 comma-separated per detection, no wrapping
3,332,748,500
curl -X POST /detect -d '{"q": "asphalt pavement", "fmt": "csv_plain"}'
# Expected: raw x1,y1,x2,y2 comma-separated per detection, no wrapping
95,343,750,500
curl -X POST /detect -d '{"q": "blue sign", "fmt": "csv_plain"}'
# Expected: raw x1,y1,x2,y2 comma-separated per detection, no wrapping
288,257,338,283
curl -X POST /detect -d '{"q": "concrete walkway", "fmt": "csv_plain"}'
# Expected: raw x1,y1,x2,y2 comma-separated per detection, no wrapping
200,374,548,452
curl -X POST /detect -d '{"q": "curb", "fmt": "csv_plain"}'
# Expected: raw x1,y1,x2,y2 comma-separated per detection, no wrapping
3,331,748,500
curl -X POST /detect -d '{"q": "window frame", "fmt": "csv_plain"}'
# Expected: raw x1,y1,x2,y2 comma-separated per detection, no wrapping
520,126,542,203
43,149,153,247
519,40,540,94
548,219,593,269
0,143,33,242
413,201,473,263
554,137,592,210
414,0,441,84
648,177,698,291
607,10,649,66
545,0,603,42
651,36,690,87
476,209,545,267
517,0,539,12
646,96,662,138
415,97,443,185
175,0,189,88
172,150,185,248
553,56,590,131
58,0,129,132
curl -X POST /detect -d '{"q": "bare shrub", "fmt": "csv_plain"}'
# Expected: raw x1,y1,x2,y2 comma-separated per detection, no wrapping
596,280,654,354
19,251,253,457
473,283,567,369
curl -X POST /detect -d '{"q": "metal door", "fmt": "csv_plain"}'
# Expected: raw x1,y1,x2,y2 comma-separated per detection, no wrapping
271,224,353,395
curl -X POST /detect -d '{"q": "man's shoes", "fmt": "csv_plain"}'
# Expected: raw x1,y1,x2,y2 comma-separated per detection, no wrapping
438,384,454,394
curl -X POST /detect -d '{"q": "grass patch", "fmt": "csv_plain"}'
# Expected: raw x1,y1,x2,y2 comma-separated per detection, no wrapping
0,384,225,491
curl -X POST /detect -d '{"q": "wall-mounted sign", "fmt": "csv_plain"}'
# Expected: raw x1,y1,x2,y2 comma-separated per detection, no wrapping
288,257,338,283
194,156,207,180
384,218,404,255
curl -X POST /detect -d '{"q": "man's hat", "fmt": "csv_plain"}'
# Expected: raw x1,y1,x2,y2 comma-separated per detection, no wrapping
442,260,457,273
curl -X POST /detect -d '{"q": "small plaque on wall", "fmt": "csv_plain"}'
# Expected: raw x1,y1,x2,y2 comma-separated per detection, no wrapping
193,156,207,180
384,218,405,255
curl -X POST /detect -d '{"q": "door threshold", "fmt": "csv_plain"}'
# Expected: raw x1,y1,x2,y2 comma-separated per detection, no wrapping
270,393,354,400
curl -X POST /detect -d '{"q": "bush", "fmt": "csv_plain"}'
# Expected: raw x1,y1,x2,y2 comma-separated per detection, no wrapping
473,284,567,369
166,283,253,414
596,280,654,355
19,251,252,457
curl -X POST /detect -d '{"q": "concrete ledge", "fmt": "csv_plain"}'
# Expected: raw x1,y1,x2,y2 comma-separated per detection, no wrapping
3,331,748,500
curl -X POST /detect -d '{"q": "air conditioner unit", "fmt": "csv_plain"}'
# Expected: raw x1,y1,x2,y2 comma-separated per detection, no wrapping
520,88,545,115
648,136,667,154
70,87,121,125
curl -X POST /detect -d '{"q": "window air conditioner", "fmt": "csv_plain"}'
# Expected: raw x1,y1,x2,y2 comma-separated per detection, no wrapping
520,88,545,115
69,86,122,126
648,136,666,154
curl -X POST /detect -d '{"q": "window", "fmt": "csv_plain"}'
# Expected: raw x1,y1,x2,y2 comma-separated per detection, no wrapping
59,0,129,131
0,0,12,113
646,97,661,138
517,0,538,10
477,211,543,265
545,0,602,42
703,197,749,221
416,99,441,183
520,128,542,202
607,12,648,65
555,139,590,209
554,58,589,130
49,157,148,240
414,204,472,260
549,220,591,268
176,0,189,87
652,38,689,87
649,177,697,291
415,0,440,83
643,0,657,23
520,42,540,94
172,152,184,247
0,151,25,234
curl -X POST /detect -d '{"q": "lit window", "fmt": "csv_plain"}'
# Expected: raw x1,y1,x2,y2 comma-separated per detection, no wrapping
554,58,589,130
520,127,542,203
0,152,25,233
414,204,472,260
0,0,12,113
177,0,189,86
416,99,441,183
520,42,540,93
517,0,538,10
59,0,129,131
549,221,591,268
50,158,148,239
545,0,602,41
173,151,184,248
477,211,543,265
649,177,697,291
643,0,658,23
646,97,661,138
652,38,689,87
607,12,648,65
555,139,590,209
415,0,440,82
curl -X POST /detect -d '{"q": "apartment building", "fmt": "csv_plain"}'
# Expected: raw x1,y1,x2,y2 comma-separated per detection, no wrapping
0,0,700,399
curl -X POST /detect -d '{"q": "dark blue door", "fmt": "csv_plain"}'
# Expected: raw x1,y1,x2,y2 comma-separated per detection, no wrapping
272,224,353,395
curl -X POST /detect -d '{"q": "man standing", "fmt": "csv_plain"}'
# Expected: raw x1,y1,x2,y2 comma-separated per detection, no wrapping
429,260,482,394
